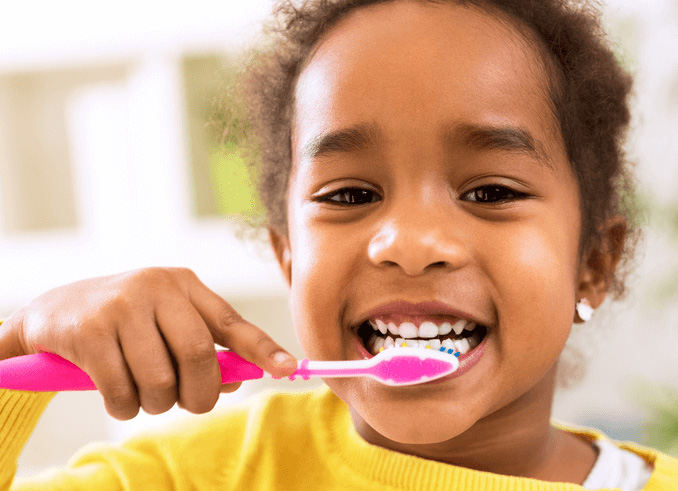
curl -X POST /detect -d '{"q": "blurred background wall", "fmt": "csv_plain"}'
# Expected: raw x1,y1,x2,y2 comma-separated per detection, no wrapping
0,0,677,479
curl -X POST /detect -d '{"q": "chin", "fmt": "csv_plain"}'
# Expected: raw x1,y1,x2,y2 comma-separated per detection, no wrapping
373,416,472,445
353,396,478,445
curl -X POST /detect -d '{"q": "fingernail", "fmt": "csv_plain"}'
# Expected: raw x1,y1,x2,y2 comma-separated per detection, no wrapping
271,351,296,369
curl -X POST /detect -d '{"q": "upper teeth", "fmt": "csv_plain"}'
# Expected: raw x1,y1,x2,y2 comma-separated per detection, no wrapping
371,319,476,338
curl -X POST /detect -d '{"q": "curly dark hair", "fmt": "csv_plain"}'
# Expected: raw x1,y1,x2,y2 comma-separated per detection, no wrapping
232,0,640,298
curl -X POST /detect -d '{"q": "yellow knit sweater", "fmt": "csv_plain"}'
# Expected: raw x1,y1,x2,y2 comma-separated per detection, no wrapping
1,385,677,490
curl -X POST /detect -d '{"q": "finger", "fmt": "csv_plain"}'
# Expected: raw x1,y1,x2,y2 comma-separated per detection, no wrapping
0,310,27,360
74,331,140,421
153,295,221,414
118,316,178,415
179,379,240,409
185,277,297,378
220,382,242,394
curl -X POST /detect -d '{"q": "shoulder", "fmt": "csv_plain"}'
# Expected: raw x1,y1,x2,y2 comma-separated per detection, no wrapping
616,440,678,490
553,421,678,490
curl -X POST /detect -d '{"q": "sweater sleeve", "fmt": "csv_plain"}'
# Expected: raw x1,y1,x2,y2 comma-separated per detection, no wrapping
1,392,240,491
0,389,56,490
7,400,253,491
0,319,54,488
0,391,253,490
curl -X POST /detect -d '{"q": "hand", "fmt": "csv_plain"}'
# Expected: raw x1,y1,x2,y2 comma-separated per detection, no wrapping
0,268,297,420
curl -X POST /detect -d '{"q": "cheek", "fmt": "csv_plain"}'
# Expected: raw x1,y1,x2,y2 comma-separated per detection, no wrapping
286,199,353,359
490,220,579,342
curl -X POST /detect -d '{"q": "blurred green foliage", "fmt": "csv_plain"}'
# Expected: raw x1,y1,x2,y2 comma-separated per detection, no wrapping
634,189,678,455
633,383,678,457
184,54,264,222
207,142,263,218
645,197,678,304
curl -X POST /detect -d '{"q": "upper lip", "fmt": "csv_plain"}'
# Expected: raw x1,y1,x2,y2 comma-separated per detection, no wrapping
352,300,486,328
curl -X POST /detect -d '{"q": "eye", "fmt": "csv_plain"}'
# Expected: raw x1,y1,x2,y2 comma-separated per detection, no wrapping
461,185,528,203
316,187,381,205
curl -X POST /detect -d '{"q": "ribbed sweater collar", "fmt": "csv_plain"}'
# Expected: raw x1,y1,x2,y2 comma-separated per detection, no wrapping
310,386,668,491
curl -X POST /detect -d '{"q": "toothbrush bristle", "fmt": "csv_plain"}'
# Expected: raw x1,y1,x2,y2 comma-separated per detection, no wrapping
370,348,459,386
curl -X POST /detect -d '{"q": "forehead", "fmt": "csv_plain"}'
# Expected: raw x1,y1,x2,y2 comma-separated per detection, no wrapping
292,0,561,159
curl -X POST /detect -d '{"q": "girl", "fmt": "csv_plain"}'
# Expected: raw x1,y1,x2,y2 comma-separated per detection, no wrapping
1,0,677,489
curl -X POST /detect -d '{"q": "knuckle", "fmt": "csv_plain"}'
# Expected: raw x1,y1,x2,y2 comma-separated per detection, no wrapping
78,324,114,350
254,332,276,352
137,267,198,298
104,292,140,320
110,405,140,421
128,267,175,289
145,371,177,392
5,308,29,356
105,385,137,413
182,393,219,414
180,340,216,368
143,402,174,416
217,306,244,332
71,328,114,364
141,267,196,287
19,305,48,337
173,267,198,282
141,394,176,415
6,307,26,331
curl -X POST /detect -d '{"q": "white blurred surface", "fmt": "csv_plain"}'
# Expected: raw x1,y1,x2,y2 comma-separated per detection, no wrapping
0,1,274,70
0,0,287,310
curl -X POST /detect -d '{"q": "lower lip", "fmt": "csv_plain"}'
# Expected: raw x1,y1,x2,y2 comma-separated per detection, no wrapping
351,330,489,383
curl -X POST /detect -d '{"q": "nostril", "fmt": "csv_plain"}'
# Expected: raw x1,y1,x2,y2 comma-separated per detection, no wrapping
368,228,469,275
382,260,446,268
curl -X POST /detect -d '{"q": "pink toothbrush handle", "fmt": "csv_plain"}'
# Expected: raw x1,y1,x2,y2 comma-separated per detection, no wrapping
0,352,96,391
0,351,266,392
217,351,265,384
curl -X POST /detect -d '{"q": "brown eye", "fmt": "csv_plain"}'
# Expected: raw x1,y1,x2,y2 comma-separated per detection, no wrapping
318,188,381,205
462,185,528,203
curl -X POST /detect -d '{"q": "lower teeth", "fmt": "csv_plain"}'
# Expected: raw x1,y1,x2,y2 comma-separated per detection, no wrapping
367,331,483,356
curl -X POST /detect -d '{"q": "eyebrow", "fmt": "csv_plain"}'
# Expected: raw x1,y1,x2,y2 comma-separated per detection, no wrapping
448,122,553,169
302,123,382,161
302,121,553,169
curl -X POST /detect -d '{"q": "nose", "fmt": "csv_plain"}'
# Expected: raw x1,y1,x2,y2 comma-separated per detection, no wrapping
367,202,471,276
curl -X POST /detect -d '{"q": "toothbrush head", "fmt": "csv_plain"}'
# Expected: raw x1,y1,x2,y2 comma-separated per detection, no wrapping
367,347,460,386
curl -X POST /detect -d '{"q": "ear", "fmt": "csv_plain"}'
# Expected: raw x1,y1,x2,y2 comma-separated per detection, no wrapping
575,215,627,317
268,228,292,286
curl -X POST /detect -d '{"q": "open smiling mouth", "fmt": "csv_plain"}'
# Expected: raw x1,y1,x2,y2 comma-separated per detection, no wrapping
355,318,488,357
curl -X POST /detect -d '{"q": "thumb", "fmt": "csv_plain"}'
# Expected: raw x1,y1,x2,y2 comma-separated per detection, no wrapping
0,311,28,361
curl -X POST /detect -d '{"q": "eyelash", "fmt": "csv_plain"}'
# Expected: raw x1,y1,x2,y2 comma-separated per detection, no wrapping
316,185,528,205
463,185,529,203
316,188,381,205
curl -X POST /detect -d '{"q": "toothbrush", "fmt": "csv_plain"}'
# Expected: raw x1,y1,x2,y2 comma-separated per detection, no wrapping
0,348,460,392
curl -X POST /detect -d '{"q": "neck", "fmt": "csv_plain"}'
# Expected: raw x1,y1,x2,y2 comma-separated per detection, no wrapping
349,364,596,483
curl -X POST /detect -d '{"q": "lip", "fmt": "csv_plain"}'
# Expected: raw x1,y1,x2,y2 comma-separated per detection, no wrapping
352,300,484,328
432,331,488,381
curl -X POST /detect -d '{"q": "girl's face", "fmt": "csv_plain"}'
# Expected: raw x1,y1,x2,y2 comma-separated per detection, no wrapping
278,1,582,446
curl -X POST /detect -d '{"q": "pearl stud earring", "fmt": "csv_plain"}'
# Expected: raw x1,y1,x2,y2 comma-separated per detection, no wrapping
575,298,594,322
